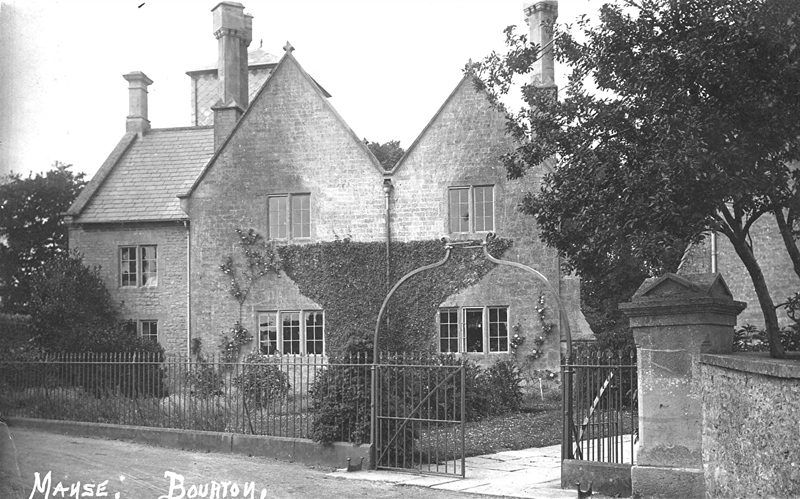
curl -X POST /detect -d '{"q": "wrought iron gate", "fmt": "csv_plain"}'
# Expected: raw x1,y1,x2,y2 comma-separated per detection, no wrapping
562,348,638,464
374,355,465,477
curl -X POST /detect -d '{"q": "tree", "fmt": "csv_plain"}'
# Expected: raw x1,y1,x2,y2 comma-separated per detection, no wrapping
472,0,800,358
364,138,405,170
0,162,86,313
28,252,160,353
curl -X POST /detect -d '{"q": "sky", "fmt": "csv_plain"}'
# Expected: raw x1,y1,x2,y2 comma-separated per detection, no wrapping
0,0,597,179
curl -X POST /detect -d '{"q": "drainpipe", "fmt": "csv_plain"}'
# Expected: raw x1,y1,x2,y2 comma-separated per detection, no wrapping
184,220,192,358
711,230,717,273
382,179,394,289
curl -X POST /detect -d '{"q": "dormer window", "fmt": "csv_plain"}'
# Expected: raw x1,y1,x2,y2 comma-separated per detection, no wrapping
448,185,494,233
268,193,311,240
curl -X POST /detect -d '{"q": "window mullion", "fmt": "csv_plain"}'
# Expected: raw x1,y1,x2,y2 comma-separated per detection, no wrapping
483,306,489,354
285,196,290,239
469,187,474,233
300,309,305,355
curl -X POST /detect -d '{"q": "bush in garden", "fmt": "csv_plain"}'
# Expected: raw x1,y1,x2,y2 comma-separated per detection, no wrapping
185,361,225,399
234,351,290,408
485,359,523,414
26,253,167,398
310,355,371,445
734,324,800,352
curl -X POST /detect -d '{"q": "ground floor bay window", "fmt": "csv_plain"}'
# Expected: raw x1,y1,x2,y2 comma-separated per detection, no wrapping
258,311,324,355
438,306,509,354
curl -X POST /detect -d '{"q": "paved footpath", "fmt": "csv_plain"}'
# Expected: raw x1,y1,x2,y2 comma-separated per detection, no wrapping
329,446,576,499
2,423,581,499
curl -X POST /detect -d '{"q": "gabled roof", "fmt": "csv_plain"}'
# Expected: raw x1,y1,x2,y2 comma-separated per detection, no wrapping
71,127,214,223
388,74,473,175
182,47,383,198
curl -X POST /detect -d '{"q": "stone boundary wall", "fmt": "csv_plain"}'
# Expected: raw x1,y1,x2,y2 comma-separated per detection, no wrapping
6,417,370,471
700,353,800,498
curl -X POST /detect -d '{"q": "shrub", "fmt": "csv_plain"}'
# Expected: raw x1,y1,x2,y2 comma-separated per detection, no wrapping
28,253,119,352
734,324,800,352
310,355,371,444
185,361,225,399
234,351,290,408
485,359,523,414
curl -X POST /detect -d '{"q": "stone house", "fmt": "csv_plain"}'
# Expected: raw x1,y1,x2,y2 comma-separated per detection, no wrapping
65,1,590,369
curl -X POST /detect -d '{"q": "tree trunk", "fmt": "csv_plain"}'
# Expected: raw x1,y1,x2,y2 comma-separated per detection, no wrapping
727,233,786,358
773,208,800,280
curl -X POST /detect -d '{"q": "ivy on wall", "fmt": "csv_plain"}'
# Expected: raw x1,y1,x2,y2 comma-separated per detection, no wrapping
277,236,513,358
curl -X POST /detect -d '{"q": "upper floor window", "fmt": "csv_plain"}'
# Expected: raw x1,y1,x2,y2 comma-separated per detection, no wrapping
258,310,324,355
438,306,508,354
268,193,311,240
448,185,494,233
120,245,158,287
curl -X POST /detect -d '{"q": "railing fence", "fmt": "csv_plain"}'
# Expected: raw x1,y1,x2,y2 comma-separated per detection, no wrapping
562,347,638,465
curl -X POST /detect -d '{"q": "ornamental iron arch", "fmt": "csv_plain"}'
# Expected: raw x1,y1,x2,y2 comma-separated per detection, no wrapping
369,233,574,469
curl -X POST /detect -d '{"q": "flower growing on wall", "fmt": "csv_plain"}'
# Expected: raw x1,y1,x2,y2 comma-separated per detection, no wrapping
528,293,555,361
510,323,525,353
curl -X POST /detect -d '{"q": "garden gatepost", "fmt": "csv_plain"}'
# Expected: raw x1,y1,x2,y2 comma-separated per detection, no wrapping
620,273,745,499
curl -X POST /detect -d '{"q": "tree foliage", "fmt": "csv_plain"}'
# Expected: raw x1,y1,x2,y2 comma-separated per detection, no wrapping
364,138,405,170
28,252,160,354
0,162,86,313
472,0,800,358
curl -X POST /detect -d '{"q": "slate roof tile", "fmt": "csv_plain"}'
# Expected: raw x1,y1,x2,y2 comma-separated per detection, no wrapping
78,127,214,223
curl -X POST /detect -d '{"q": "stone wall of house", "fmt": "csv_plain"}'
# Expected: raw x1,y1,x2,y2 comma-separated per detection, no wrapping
701,354,800,498
680,217,800,329
390,76,567,371
69,223,188,355
715,217,800,328
186,55,385,353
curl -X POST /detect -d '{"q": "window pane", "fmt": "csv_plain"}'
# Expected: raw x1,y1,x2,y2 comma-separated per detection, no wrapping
305,311,324,355
259,313,278,355
291,194,311,238
121,247,136,287
269,196,287,239
465,309,483,352
439,309,459,353
140,320,158,343
140,246,158,286
282,312,301,354
488,306,508,352
448,188,469,233
474,186,494,232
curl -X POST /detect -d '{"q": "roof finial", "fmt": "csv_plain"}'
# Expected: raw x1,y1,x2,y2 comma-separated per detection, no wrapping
283,41,294,53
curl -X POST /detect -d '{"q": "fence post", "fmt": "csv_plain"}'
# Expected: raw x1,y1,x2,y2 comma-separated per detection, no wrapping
620,273,744,499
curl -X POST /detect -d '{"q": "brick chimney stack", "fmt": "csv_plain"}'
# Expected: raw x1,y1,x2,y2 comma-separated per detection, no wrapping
211,1,252,149
524,1,558,88
123,71,153,134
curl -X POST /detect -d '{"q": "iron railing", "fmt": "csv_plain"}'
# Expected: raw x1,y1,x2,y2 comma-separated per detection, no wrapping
0,352,370,441
563,348,638,465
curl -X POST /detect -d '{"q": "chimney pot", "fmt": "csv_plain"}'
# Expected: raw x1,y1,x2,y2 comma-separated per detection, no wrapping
123,71,153,134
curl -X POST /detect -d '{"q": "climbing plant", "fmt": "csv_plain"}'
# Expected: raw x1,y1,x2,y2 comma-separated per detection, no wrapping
219,228,282,357
278,236,513,358
219,228,282,310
